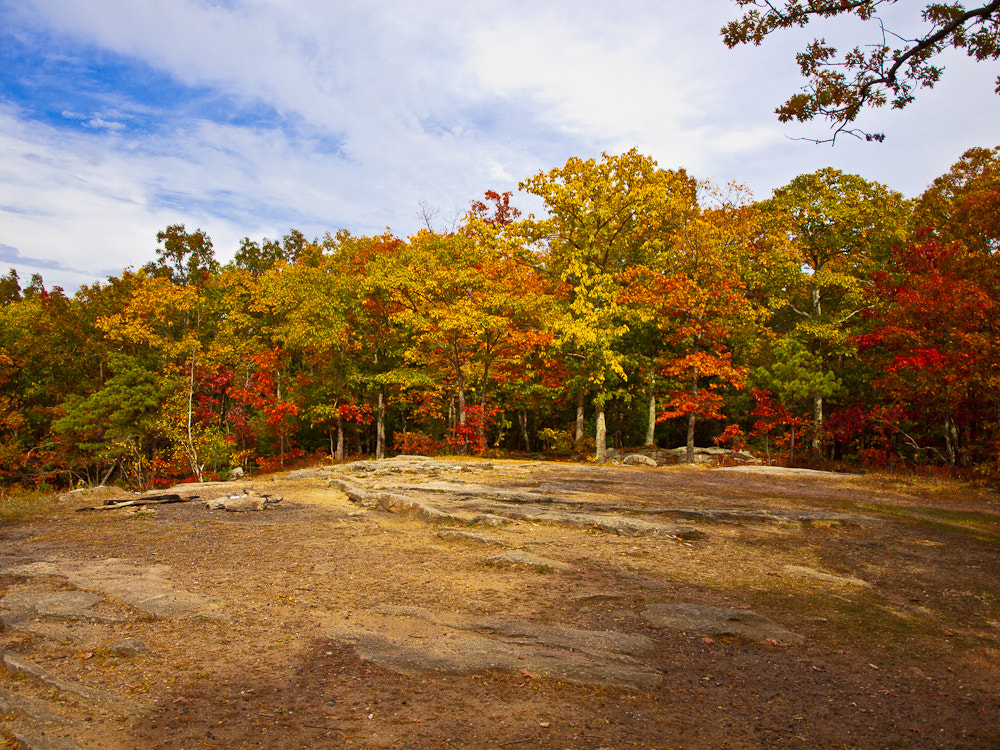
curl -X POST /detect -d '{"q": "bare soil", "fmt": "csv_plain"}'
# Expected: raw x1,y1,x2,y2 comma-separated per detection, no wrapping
2,458,999,749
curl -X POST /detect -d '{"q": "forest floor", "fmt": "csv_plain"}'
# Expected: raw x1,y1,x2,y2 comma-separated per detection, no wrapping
1,457,999,750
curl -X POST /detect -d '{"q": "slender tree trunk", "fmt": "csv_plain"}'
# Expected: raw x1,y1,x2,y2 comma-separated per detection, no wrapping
478,361,490,440
595,398,607,464
686,412,697,464
520,411,530,451
277,368,285,467
457,372,467,427
812,393,823,453
336,417,345,461
185,355,203,481
376,387,386,459
810,285,824,454
645,391,656,447
789,426,796,467
685,371,699,464
575,390,585,443
944,415,957,469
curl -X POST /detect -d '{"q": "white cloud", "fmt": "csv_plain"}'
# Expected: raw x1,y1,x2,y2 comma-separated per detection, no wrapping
1,0,998,291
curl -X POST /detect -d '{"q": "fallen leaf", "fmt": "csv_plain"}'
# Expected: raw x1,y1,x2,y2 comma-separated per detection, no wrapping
702,637,715,644
521,670,534,679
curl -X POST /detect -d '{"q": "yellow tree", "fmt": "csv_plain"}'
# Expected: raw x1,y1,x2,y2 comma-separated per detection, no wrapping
518,149,698,462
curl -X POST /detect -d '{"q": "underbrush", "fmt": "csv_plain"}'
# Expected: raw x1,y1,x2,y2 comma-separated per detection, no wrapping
0,486,62,525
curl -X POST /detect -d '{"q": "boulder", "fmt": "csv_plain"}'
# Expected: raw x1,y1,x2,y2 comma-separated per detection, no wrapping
623,454,658,467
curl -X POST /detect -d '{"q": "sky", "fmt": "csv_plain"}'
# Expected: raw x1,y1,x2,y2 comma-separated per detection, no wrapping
1,0,998,292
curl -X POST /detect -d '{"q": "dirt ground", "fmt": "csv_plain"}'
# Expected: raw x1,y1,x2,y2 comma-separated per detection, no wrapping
1,458,999,749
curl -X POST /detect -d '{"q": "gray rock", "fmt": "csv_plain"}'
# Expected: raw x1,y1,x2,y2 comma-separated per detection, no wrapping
623,454,658,467
329,618,661,690
4,723,85,750
285,468,318,481
370,604,434,619
782,565,870,587
1,652,143,709
3,559,223,620
1,591,108,626
436,530,506,546
460,619,656,657
644,603,804,645
228,466,245,480
0,686,69,725
107,637,149,656
486,550,570,571
223,495,266,512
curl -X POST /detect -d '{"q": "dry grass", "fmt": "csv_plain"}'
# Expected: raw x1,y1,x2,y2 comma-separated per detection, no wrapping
0,486,63,526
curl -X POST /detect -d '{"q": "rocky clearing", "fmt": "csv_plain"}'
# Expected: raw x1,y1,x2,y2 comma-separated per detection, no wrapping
1,456,999,749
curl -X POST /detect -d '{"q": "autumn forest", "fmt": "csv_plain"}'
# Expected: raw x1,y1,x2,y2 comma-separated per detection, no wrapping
2,146,999,489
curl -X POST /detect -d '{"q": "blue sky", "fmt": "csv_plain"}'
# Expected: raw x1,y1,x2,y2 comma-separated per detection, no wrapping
1,0,998,292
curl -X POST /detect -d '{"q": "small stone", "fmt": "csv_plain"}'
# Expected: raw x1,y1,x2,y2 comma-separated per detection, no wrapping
108,637,149,657
623,454,658,467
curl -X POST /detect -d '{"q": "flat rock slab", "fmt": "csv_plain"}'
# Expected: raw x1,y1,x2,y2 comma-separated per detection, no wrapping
326,609,662,690
436,529,507,546
0,686,69,726
330,476,701,539
2,652,143,711
457,619,656,658
782,565,871,587
3,723,85,750
1,591,109,629
486,550,570,571
716,466,863,479
2,558,223,620
644,603,804,645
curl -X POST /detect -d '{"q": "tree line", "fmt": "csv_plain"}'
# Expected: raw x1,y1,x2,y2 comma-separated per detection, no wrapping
1,146,998,489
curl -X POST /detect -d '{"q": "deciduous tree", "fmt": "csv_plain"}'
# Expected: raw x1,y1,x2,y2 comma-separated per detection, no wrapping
723,0,1000,142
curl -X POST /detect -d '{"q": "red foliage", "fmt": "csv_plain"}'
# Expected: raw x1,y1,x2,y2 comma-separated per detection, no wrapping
468,191,522,227
445,405,499,455
393,431,442,456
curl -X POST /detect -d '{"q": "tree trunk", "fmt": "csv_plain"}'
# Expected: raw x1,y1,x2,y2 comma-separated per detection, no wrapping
686,412,696,464
685,371,699,464
376,387,386,460
520,411,530,451
944,415,958,469
456,371,467,427
336,417,345,461
645,392,656,447
185,355,203,481
812,393,823,453
575,390,585,443
478,361,490,440
595,398,607,464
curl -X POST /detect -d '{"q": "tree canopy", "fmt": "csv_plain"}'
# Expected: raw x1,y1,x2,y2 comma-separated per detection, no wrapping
2,146,1000,487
